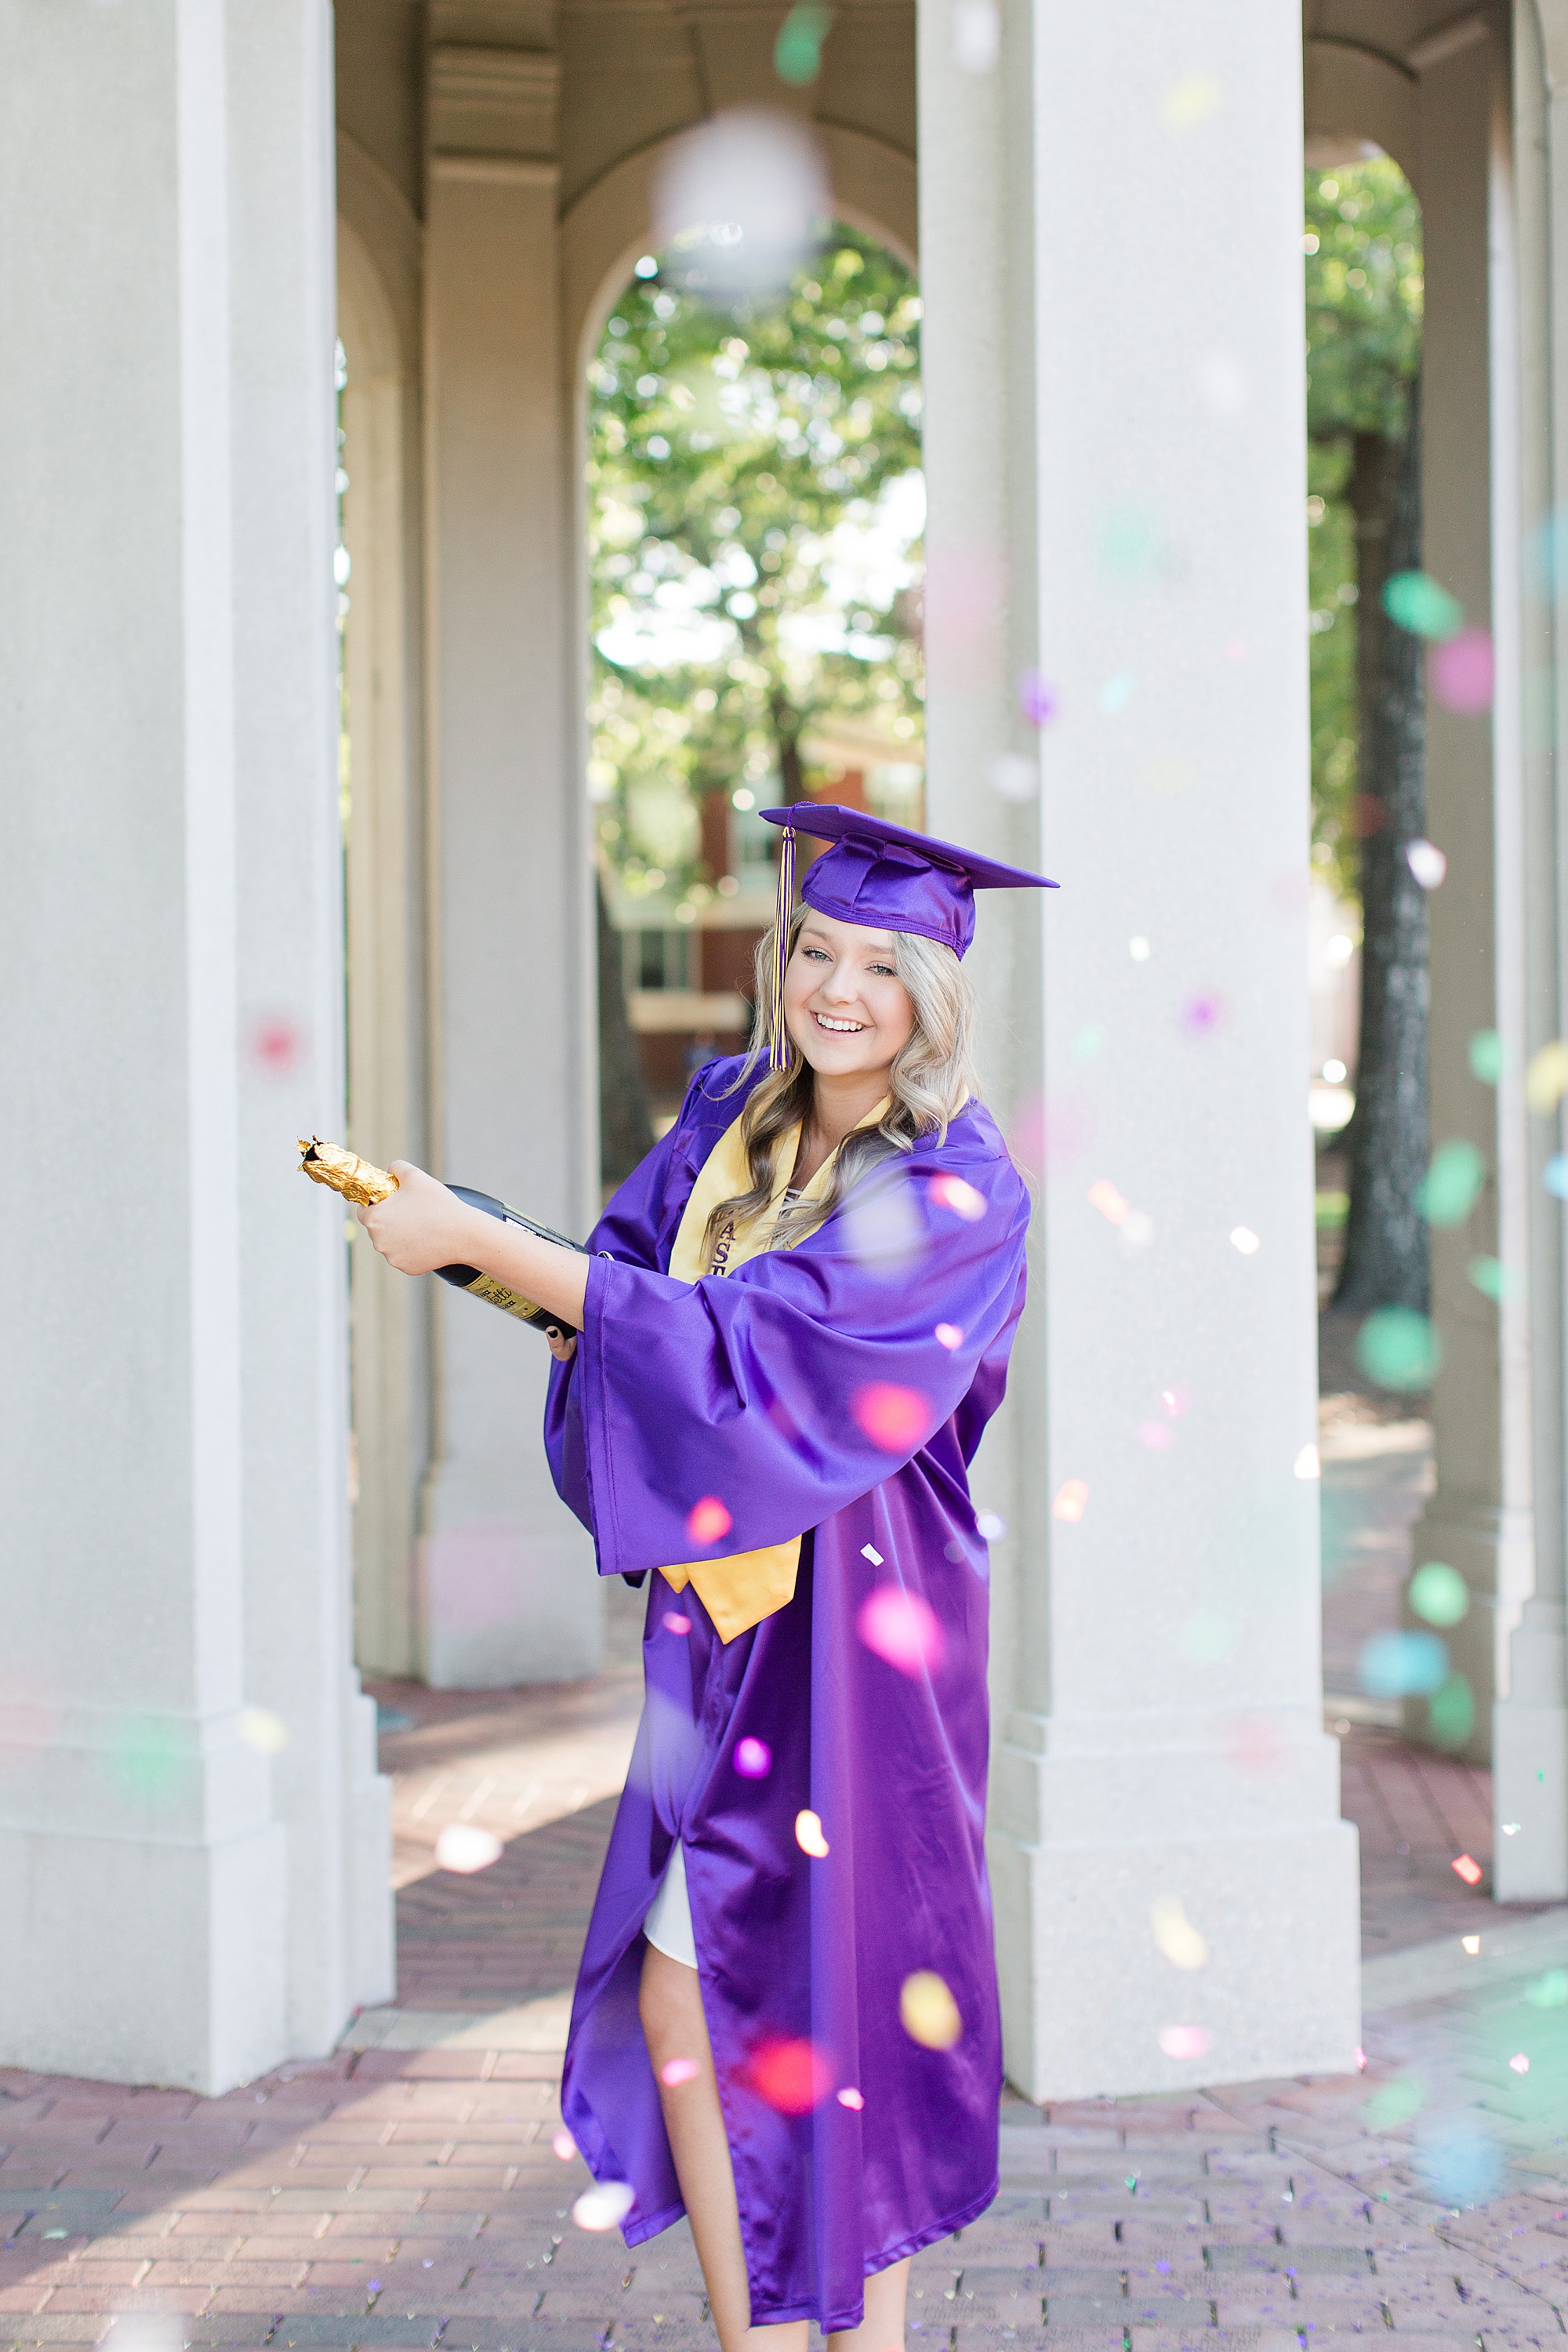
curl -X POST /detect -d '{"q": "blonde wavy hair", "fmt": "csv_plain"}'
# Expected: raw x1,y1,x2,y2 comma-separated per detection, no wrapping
702,903,980,1258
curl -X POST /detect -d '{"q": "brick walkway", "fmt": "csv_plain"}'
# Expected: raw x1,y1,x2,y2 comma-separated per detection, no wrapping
8,1441,1568,2351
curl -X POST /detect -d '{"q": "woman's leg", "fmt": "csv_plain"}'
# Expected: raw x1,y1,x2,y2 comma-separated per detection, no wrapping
638,1944,808,2352
828,2258,909,2352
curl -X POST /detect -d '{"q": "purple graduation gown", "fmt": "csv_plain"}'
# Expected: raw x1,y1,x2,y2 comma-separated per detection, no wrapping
544,1054,1030,2331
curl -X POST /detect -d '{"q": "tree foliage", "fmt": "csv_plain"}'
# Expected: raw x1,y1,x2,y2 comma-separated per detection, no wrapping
586,228,924,907
1304,160,1423,892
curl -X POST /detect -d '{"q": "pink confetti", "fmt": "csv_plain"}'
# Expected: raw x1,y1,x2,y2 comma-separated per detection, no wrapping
1452,1853,1483,1886
1018,666,1060,725
1052,1479,1088,1523
1160,1388,1189,1417
1087,1178,1130,1225
930,1173,985,1221
735,1736,771,1777
852,1381,929,1452
836,2085,865,2111
1179,994,1223,1040
856,1585,946,1677
747,2036,833,2115
935,1322,964,1350
552,2128,577,2160
1431,626,1494,714
1138,1420,1174,1451
1510,2052,1530,2074
1355,2046,1367,2071
1158,2025,1210,2060
662,1611,692,1635
685,1495,732,1545
660,2057,700,2087
248,1015,304,1075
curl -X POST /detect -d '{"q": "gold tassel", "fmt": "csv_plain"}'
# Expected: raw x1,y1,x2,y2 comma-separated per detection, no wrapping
768,823,796,1073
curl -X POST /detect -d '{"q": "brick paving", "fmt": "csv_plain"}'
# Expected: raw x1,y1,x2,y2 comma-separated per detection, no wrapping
7,1442,1568,2350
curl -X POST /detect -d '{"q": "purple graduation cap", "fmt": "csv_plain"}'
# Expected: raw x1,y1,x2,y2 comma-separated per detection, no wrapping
757,800,1058,1066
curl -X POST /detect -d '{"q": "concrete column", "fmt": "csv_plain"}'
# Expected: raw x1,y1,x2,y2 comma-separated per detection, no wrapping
420,35,602,1686
0,0,389,2089
1491,0,1568,1898
920,0,1359,2096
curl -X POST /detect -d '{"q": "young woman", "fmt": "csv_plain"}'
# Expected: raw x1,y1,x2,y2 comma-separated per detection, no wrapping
357,804,1054,2352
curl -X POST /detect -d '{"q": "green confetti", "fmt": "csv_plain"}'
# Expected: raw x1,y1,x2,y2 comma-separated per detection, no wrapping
1409,1563,1469,1628
1468,1029,1505,1083
1428,1673,1475,1751
1384,570,1464,640
1420,1139,1486,1227
1356,1305,1441,1391
1363,2076,1425,2126
774,3,833,83
1525,1970,1568,2009
1468,1255,1514,1302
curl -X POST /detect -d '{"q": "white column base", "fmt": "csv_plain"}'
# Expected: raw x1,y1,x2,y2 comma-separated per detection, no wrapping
343,1677,397,2010
0,1711,286,2094
990,1711,1362,2100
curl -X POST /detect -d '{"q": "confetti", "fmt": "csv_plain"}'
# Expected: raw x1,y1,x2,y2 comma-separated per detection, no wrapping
1526,1969,1568,2006
900,1971,962,2049
1138,1420,1174,1451
1229,1226,1260,1255
952,0,1000,69
1452,1853,1483,1886
1383,571,1464,640
1157,2024,1210,2059
1503,1821,1521,1836
1052,1479,1088,1523
1099,671,1134,714
857,1586,946,1676
1160,72,1221,128
1409,1563,1469,1626
435,1824,503,1875
248,1016,305,1075
1179,994,1223,1040
572,2180,635,2231
1461,1937,1480,1957
985,752,1038,803
1161,1387,1189,1417
852,1382,929,1451
1526,1042,1568,1113
1431,627,1494,714
1417,2118,1503,2205
1421,1138,1485,1225
1018,667,1059,724
747,2035,833,2113
1546,1154,1568,1198
1359,1630,1448,1700
239,1707,288,1755
1150,1896,1207,1971
1510,2053,1530,2074
1469,1029,1505,1081
773,1,830,84
552,2129,577,2160
1405,837,1448,889
1294,1444,1320,1481
654,111,827,303
795,1808,830,1857
1356,1305,1440,1390
1087,1178,1130,1225
860,1542,884,1566
662,1612,692,1635
1129,935,1151,961
930,1173,986,1221
734,1736,771,1778
659,2057,700,2087
934,1322,964,1350
836,2085,865,2110
685,1495,733,1544
1428,1672,1475,1749
975,1510,1006,1541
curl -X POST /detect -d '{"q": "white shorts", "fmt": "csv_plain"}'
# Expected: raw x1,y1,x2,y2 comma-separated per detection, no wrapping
643,1839,698,1969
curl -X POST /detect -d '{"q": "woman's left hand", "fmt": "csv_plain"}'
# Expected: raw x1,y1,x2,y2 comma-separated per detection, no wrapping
357,1161,479,1276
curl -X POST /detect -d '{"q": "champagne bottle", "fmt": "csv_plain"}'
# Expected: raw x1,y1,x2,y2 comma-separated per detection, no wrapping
298,1138,586,1334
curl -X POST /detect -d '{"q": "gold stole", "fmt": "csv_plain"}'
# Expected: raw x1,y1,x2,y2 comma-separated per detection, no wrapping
659,1095,889,1643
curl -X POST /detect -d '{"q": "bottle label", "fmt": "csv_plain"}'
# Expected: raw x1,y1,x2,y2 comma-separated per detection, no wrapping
463,1272,545,1322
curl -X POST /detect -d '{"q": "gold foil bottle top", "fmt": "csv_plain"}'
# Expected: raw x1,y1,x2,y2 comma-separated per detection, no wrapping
298,1136,399,1207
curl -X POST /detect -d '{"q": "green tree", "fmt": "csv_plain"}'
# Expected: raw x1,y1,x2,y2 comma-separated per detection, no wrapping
1304,158,1428,1317
586,227,924,910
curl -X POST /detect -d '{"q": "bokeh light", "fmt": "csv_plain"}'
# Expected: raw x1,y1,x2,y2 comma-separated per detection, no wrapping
900,1970,962,2049
1409,1562,1469,1627
1356,1305,1440,1389
836,2084,865,2110
247,1016,304,1076
434,1824,503,1874
686,1495,733,1544
1468,1030,1504,1082
1018,667,1058,724
856,1585,946,1677
935,1321,963,1349
1452,1852,1483,1884
573,2180,636,2231
734,1736,771,1778
748,2035,833,2112
952,0,1000,71
1359,1629,1448,1699
1150,1897,1207,1971
852,1381,929,1451
1157,2024,1210,2059
1383,571,1463,640
654,111,828,301
1414,2114,1502,2205
1430,628,1494,713
1406,837,1447,889
662,1611,692,1635
1052,1479,1088,1523
929,1173,985,1221
239,1707,288,1755
1428,1673,1475,1750
659,2056,700,2086
1420,1140,1485,1226
795,1807,830,1857
552,2128,577,2160
1526,1041,1568,1112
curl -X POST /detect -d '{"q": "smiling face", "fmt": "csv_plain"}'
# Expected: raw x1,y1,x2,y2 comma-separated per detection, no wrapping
782,909,916,1079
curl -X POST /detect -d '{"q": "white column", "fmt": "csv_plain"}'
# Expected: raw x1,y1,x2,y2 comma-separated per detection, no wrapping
1493,0,1568,1899
0,0,389,2090
420,41,602,1686
920,0,1359,2096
